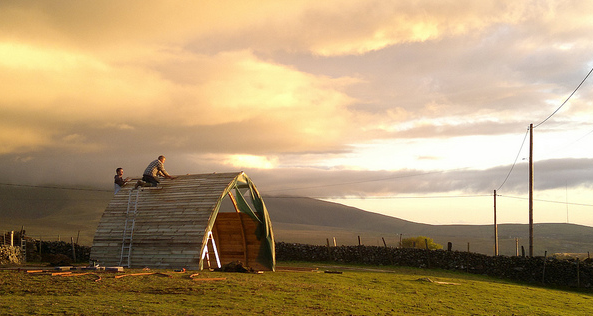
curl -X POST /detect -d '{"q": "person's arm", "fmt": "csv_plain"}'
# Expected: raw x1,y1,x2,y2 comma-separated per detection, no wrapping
114,176,126,187
157,163,175,179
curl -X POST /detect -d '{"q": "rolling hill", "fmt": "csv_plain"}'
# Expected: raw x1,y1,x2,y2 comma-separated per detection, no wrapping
263,196,593,256
1,185,592,257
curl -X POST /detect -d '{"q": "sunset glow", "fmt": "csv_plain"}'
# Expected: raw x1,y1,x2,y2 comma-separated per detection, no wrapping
1,0,592,226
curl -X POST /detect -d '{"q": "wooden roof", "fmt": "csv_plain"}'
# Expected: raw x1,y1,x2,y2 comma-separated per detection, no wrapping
90,172,275,270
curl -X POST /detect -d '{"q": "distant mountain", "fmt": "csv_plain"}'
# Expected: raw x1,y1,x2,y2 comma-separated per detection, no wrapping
263,196,593,256
0,185,112,245
1,186,591,257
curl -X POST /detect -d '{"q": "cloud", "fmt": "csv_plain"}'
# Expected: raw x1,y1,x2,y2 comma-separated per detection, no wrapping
0,39,363,157
243,157,593,198
1,0,593,228
0,124,53,155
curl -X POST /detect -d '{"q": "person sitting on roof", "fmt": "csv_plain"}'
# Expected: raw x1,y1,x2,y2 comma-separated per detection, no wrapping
138,155,176,188
114,167,131,194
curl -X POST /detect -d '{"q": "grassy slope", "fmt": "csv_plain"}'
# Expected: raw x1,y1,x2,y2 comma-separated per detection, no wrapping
1,263,592,315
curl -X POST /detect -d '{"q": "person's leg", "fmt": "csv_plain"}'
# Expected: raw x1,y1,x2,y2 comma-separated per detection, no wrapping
142,175,159,187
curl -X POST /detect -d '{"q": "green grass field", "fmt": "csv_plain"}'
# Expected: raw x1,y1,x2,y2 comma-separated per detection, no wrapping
1,262,592,315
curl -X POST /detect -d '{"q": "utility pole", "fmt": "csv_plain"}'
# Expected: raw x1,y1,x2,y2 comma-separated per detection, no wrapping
529,123,534,257
494,190,498,256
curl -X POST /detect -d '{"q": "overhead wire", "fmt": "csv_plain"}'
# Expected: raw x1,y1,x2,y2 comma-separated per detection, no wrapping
533,66,593,128
495,127,530,191
539,125,593,158
498,194,593,207
0,182,112,193
311,194,491,200
495,66,593,194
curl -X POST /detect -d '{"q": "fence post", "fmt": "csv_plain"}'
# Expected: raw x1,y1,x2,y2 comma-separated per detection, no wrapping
542,251,547,284
425,239,431,269
71,237,76,263
515,238,519,256
447,242,452,251
382,237,387,248
577,259,580,288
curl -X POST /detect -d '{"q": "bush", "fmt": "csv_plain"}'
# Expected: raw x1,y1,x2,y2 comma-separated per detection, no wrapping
401,236,442,250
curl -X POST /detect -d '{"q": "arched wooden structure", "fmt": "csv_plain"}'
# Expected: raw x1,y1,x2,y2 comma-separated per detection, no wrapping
90,172,275,271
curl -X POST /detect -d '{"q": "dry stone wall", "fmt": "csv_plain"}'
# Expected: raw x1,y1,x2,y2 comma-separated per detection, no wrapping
276,242,593,288
26,240,91,264
0,245,22,265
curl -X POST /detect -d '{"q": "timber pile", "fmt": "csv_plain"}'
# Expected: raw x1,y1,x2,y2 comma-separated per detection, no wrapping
276,242,593,288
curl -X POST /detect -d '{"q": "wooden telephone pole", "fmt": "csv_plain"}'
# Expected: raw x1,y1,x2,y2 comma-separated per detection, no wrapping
494,190,498,256
529,124,534,257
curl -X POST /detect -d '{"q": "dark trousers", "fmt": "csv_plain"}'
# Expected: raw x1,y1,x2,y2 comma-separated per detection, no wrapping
142,175,159,187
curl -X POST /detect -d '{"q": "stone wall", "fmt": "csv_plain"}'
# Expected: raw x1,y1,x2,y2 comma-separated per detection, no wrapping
276,242,593,288
26,240,91,264
0,245,23,265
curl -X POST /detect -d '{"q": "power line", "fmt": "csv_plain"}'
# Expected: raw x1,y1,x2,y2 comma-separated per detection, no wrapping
496,126,530,191
0,182,111,193
0,198,110,201
496,66,593,192
498,194,593,207
540,125,593,158
534,66,593,128
312,194,491,200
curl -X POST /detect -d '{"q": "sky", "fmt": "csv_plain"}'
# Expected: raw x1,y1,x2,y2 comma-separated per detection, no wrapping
1,0,593,227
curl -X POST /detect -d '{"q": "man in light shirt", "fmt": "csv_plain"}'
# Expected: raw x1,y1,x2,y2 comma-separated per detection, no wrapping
138,155,176,188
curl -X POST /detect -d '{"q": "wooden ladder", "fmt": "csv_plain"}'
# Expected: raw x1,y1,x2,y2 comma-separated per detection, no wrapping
119,189,140,267
201,231,221,269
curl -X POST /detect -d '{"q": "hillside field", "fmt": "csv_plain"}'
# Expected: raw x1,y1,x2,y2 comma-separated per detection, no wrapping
1,262,592,315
